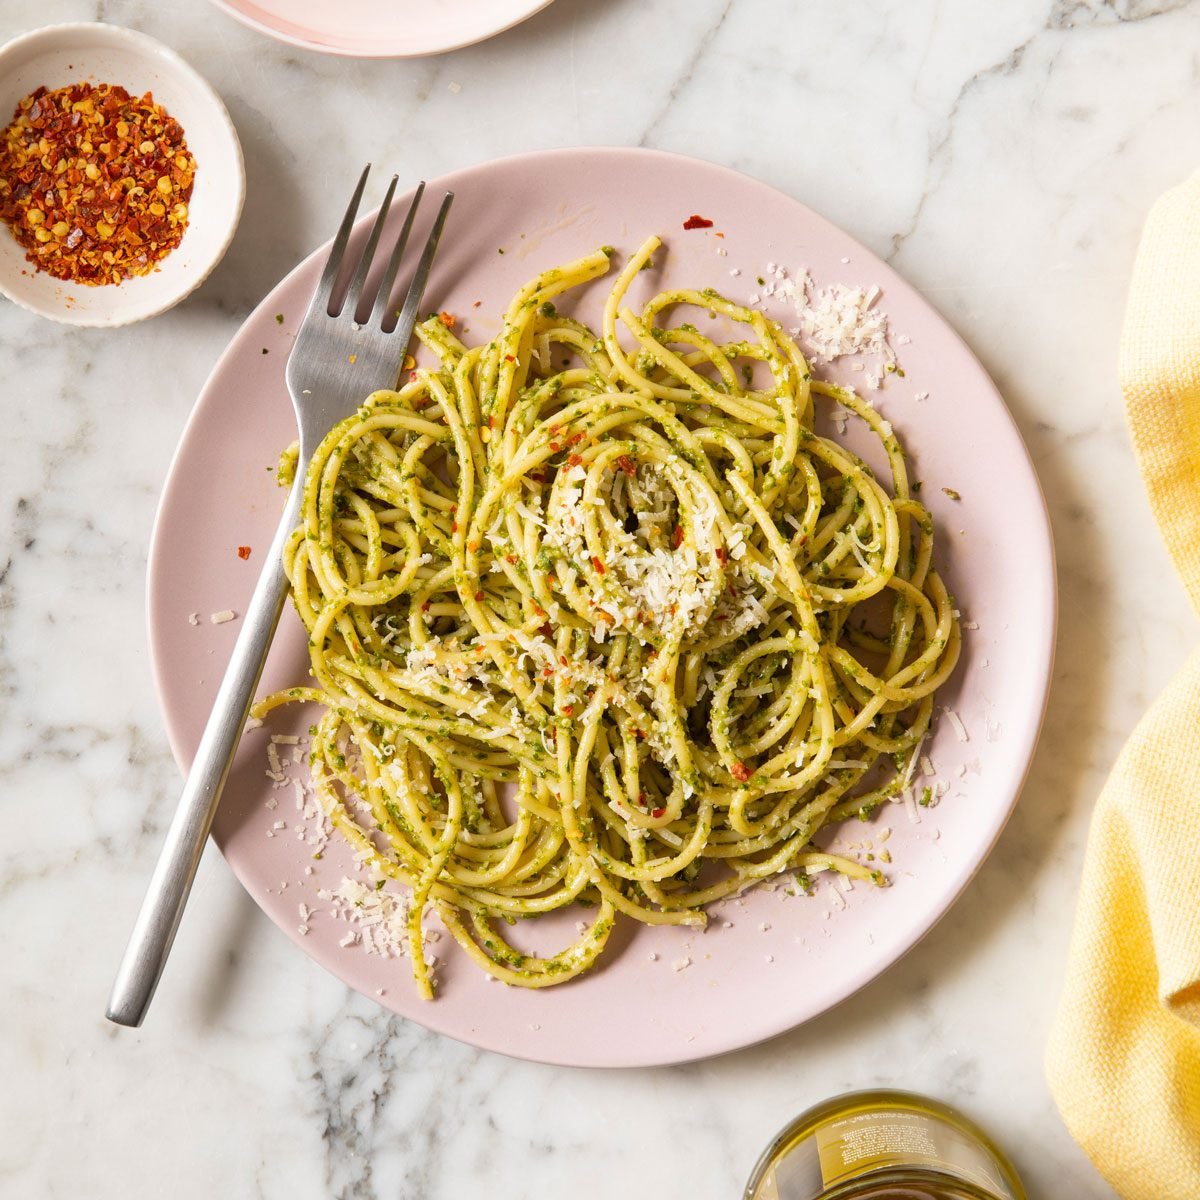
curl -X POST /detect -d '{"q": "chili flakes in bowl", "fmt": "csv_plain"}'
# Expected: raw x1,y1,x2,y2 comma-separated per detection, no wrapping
0,82,195,286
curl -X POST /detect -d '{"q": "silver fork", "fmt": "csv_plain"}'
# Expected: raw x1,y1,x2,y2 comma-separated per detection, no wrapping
106,167,454,1028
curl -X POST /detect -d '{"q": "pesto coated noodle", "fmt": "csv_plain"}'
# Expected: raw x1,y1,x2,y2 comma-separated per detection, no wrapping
253,237,961,998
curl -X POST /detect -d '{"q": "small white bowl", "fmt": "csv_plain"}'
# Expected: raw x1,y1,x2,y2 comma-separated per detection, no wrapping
0,23,244,327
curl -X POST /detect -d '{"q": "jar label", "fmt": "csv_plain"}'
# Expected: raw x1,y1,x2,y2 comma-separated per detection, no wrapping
751,1107,1018,1200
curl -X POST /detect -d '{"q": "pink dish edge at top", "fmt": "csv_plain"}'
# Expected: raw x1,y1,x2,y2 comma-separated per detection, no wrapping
205,0,557,58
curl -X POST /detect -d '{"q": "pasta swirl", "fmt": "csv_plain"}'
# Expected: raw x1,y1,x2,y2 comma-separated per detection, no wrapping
254,236,961,996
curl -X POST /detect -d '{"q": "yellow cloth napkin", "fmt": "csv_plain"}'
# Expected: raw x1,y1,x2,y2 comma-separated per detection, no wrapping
1046,172,1200,1198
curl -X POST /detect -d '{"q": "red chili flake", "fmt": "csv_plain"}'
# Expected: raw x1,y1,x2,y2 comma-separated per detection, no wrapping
567,453,583,468
472,299,482,308
614,454,637,477
538,622,553,638
543,667,553,678
672,525,684,549
438,310,456,328
730,761,752,783
450,521,458,533
567,431,587,447
504,354,516,363
409,371,419,383
715,547,728,565
236,545,251,560
474,590,484,601
505,553,518,564
420,600,430,612
592,556,606,575
561,704,574,717
486,415,495,428
0,82,196,286
683,214,714,230
532,603,547,617
651,807,666,819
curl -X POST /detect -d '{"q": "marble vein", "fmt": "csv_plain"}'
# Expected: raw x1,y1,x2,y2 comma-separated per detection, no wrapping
635,0,735,148
6,0,1197,1196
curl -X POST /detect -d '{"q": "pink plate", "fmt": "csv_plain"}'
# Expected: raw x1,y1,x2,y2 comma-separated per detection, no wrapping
148,147,1055,1067
206,0,555,57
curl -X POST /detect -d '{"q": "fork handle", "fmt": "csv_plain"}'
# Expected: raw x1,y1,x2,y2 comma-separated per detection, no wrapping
106,473,305,1027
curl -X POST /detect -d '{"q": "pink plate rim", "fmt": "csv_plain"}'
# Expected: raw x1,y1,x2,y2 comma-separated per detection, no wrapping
205,0,557,58
147,146,1058,1067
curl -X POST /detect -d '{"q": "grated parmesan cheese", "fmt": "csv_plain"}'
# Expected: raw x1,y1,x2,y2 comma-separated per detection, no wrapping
943,706,969,743
904,790,921,824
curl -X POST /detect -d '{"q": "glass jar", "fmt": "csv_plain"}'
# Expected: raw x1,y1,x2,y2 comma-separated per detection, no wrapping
743,1090,1027,1200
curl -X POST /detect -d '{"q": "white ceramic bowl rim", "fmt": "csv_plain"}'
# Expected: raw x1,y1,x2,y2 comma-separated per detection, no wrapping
0,22,245,327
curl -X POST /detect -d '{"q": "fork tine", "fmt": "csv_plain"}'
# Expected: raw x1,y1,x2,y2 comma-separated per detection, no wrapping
387,191,454,337
313,163,371,317
367,181,426,328
339,174,398,321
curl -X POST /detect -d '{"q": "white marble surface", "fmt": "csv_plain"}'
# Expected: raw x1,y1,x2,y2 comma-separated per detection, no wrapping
4,0,1198,1196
